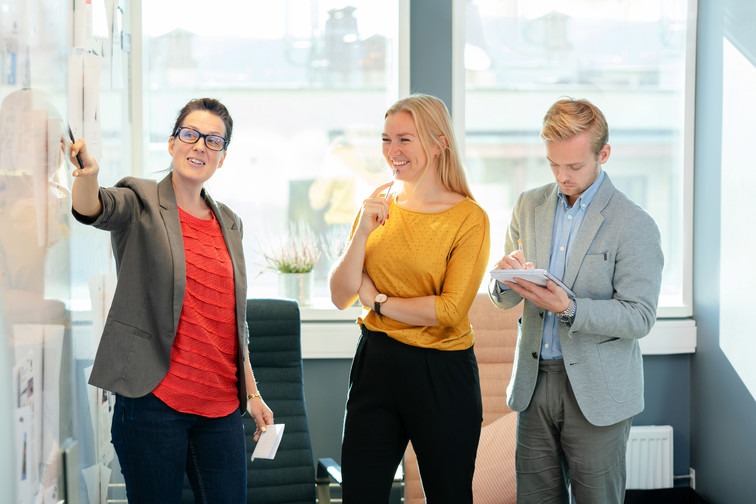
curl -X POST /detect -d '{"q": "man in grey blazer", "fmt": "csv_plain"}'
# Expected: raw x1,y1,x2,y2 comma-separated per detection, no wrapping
488,98,663,504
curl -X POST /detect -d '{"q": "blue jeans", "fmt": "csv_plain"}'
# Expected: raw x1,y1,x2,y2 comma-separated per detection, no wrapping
111,393,246,504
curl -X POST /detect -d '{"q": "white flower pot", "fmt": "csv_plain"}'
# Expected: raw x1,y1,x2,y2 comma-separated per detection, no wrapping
277,272,313,306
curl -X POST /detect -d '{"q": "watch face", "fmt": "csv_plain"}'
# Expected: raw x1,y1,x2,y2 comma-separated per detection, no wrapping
375,294,388,303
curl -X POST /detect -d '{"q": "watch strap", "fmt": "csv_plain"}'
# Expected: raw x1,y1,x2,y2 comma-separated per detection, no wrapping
558,298,576,323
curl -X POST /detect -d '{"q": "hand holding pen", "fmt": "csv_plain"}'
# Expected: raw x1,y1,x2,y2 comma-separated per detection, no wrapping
494,238,534,270
68,127,84,170
354,181,395,236
66,128,98,177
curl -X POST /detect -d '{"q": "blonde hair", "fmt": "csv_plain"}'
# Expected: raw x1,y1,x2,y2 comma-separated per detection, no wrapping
385,94,475,200
541,98,609,156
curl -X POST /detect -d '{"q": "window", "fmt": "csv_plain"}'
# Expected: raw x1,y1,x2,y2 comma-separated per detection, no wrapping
141,0,403,302
463,0,695,316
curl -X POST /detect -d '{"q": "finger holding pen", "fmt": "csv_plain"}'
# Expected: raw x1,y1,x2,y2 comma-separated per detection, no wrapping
68,137,99,178
513,238,533,269
355,180,394,233
494,238,534,270
68,136,103,218
330,180,393,309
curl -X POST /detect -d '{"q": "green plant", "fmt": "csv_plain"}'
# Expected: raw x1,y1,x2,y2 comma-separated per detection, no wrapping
259,222,321,274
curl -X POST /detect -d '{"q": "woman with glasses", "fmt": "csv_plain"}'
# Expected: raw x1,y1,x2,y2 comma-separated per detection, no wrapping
69,97,273,503
329,94,490,503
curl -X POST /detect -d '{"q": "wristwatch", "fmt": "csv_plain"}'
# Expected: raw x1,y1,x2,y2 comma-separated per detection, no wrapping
557,298,576,324
374,293,388,316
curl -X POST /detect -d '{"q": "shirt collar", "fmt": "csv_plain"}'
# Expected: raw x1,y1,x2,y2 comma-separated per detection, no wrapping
557,169,605,210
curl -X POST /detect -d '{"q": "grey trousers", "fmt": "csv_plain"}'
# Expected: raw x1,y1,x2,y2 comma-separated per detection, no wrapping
515,359,632,504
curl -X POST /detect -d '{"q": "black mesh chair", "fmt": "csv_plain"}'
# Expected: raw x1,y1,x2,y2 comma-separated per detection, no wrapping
182,298,324,503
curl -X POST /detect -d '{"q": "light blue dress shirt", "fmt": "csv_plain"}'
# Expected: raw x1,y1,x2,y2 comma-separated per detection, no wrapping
540,170,605,360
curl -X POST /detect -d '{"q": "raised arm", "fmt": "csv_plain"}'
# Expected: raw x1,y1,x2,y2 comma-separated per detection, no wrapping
69,138,103,217
329,182,393,309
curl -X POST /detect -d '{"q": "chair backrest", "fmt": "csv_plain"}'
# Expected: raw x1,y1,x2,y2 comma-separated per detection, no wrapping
403,294,522,504
181,298,316,504
244,298,317,504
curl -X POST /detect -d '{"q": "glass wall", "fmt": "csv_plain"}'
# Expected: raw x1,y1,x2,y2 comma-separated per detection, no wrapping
141,0,402,304
1,0,132,502
463,0,694,316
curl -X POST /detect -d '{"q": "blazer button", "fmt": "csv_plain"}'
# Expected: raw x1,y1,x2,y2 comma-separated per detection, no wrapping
532,352,538,359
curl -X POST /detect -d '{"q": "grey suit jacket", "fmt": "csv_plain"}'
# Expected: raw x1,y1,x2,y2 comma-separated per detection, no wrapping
73,173,250,411
489,174,663,426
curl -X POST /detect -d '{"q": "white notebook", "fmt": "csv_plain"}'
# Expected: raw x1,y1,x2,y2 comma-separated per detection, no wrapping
489,269,575,297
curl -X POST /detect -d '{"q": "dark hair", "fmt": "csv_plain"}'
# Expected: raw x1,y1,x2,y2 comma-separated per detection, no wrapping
171,98,234,148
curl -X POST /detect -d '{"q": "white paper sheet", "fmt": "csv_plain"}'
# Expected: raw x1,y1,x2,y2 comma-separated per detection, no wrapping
250,424,285,461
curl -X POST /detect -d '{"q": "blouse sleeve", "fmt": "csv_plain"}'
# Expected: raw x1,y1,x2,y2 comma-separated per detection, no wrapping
434,206,490,327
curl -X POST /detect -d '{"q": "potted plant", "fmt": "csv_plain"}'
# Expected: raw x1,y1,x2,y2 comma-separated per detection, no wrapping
259,221,321,306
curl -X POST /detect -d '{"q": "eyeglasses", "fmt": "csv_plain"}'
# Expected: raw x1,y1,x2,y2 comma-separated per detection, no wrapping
174,127,228,151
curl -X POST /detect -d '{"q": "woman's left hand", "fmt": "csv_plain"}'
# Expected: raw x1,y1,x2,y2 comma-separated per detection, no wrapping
247,396,274,442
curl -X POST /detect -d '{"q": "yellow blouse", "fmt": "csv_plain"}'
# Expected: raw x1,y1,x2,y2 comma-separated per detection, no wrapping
356,197,490,351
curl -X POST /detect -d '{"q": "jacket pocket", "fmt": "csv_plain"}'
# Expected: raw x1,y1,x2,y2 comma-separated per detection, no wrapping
105,318,153,340
597,337,639,403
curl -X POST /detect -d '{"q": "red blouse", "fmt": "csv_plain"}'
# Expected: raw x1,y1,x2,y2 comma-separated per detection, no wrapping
153,207,239,417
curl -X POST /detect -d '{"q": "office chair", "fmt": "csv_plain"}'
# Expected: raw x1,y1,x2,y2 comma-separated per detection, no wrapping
182,298,320,503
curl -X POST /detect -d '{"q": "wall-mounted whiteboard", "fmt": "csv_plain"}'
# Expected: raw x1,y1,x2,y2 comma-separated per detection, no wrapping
1,0,131,502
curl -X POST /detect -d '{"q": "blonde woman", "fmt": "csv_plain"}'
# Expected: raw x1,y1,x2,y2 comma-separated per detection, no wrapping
330,94,490,503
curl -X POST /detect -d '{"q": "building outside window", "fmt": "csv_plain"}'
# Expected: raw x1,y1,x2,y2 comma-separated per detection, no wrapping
463,0,694,316
141,0,403,302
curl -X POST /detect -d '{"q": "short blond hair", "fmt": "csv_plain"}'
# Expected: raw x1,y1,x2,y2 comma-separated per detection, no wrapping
385,94,475,200
541,98,608,156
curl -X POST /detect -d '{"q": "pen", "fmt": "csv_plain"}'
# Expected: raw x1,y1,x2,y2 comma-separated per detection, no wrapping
516,239,525,269
385,169,398,200
68,126,85,171
384,183,393,201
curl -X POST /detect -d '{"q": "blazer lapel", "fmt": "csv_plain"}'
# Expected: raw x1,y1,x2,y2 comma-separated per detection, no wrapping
203,190,243,271
563,175,615,288
203,189,247,343
534,186,558,269
157,173,187,334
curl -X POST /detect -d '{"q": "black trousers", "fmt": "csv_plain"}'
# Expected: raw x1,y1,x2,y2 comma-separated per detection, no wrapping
341,327,483,504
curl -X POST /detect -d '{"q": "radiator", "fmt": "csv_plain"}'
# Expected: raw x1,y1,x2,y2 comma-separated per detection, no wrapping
625,425,674,489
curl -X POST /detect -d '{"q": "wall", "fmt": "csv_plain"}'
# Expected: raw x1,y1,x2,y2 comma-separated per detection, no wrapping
635,356,692,479
410,0,453,108
692,0,756,502
303,359,351,464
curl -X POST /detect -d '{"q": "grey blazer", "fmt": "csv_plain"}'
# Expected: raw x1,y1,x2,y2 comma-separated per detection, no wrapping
73,173,250,411
489,174,663,426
